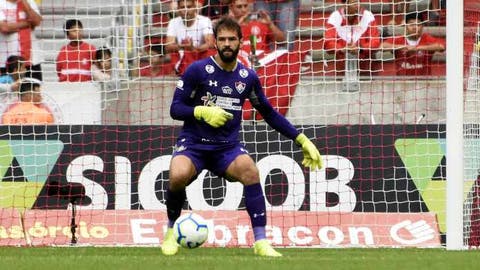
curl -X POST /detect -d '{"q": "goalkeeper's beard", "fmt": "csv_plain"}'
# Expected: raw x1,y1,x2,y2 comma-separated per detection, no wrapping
218,47,239,63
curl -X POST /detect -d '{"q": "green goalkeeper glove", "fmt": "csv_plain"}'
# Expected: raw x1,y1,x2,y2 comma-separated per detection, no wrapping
194,106,233,128
295,133,323,170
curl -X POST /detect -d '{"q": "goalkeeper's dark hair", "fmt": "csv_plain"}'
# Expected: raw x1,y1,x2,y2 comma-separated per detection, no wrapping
64,19,83,33
5,55,25,74
213,16,242,40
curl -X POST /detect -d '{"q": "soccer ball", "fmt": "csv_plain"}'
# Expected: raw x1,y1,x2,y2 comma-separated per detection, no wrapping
173,213,209,249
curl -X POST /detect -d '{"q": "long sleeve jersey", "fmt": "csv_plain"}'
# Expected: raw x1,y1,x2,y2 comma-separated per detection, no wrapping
170,56,300,145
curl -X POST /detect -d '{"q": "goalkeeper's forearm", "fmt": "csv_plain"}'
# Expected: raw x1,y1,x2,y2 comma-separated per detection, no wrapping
170,97,196,121
251,96,299,140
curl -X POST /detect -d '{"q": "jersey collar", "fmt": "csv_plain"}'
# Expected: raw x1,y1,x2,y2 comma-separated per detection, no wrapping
210,56,238,72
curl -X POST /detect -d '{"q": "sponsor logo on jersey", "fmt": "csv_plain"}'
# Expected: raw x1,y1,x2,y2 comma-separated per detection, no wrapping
201,92,217,106
201,92,241,110
235,81,246,94
222,86,233,95
239,69,248,78
209,80,218,87
205,65,215,74
176,80,184,90
174,144,187,153
215,96,242,111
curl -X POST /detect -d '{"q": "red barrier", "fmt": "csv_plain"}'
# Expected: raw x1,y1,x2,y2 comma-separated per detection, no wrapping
12,210,442,247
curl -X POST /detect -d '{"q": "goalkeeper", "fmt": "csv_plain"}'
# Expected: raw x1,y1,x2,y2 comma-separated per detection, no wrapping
162,16,323,257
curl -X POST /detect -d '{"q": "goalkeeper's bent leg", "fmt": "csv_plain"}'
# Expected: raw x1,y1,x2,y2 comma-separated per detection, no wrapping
161,188,186,256
244,183,267,240
245,183,282,257
166,188,186,227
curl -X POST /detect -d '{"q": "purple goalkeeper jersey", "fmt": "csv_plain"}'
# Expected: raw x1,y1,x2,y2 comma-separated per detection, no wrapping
170,56,299,145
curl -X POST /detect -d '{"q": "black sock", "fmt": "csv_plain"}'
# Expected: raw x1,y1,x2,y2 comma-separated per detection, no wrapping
166,188,186,227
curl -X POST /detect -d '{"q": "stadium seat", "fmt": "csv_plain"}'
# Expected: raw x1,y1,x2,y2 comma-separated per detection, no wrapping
39,0,121,15
35,0,119,81
37,14,114,39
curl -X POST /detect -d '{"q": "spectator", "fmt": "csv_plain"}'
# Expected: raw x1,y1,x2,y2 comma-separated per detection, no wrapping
0,55,26,92
381,12,445,76
228,0,302,121
165,0,215,75
323,0,381,75
56,19,96,82
428,0,446,26
253,0,299,51
91,47,112,81
200,0,230,21
229,0,285,56
388,1,411,25
2,78,54,125
0,0,43,81
138,44,175,77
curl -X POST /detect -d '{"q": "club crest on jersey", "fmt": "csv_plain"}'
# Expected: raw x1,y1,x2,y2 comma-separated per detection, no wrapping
205,64,215,74
235,81,246,94
251,26,261,36
222,86,233,95
239,69,248,78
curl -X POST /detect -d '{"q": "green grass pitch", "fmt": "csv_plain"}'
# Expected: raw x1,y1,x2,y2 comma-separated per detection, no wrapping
1,247,479,270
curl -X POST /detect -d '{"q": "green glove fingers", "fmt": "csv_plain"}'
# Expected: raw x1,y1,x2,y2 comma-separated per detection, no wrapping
295,133,323,170
194,106,233,128
302,158,311,168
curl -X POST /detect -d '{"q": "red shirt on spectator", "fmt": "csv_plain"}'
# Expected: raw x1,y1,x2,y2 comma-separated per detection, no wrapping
241,20,272,54
384,34,446,76
139,62,176,77
56,42,96,82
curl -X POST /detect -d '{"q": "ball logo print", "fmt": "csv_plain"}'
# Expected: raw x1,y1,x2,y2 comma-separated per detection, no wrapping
173,213,209,249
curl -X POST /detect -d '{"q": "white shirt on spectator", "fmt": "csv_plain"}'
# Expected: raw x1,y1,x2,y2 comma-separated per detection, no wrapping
166,15,213,47
0,0,43,68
